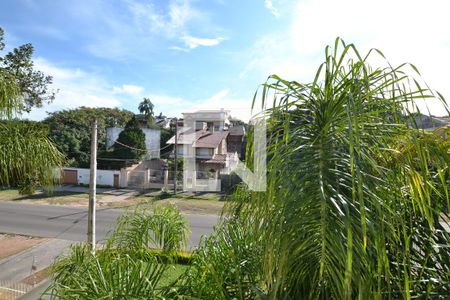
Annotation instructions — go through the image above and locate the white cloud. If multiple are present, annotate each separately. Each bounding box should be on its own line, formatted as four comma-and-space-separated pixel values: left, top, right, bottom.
112, 84, 144, 96
180, 35, 225, 50
168, 46, 190, 52
23, 58, 123, 120
138, 89, 253, 122
187, 89, 254, 121
128, 0, 195, 37
128, 0, 225, 52
265, 0, 280, 17
242, 0, 450, 116
81, 0, 214, 59
22, 58, 256, 122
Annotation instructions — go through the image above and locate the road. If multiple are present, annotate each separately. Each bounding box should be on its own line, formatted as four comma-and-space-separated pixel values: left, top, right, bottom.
0, 202, 219, 249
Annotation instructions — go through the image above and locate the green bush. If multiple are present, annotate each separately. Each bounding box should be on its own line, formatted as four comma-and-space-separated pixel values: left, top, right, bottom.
108, 206, 190, 254
179, 218, 262, 299
48, 244, 174, 299
47, 206, 190, 298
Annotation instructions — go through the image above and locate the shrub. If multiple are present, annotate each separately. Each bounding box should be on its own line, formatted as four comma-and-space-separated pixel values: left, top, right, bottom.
107, 206, 190, 253
179, 217, 263, 299
47, 206, 190, 298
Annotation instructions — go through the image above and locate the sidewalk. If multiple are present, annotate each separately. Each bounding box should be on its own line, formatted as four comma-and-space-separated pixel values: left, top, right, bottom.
0, 238, 72, 282
53, 184, 139, 204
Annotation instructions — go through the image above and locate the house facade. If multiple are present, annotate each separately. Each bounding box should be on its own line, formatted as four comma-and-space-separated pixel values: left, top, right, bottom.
167, 109, 245, 191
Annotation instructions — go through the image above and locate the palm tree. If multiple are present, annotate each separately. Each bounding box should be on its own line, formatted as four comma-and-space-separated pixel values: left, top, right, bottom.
0, 69, 64, 194
184, 38, 450, 299
138, 97, 154, 126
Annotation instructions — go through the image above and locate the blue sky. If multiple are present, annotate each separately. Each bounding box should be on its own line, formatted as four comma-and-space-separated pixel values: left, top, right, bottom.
1, 0, 450, 121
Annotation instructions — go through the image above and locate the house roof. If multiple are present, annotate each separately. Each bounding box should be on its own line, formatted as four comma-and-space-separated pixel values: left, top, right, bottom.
166, 129, 208, 144
193, 131, 229, 148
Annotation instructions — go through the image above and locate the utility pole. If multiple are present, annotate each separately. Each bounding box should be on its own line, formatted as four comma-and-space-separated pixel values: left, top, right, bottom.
87, 119, 97, 253
174, 118, 178, 195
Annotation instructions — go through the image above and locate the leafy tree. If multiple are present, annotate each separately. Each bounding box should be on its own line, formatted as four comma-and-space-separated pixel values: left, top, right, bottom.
44, 107, 133, 167
0, 68, 64, 195
0, 27, 55, 112
112, 117, 146, 161
160, 126, 175, 157
138, 97, 154, 126
229, 116, 246, 126
98, 117, 146, 169
138, 98, 154, 118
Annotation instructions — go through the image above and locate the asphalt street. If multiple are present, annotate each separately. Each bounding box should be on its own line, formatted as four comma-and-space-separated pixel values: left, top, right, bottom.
0, 202, 219, 249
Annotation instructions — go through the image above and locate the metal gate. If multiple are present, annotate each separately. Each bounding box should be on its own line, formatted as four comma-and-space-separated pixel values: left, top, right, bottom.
62, 169, 77, 185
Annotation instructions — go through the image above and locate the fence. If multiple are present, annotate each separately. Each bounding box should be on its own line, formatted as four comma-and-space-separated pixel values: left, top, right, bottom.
124, 169, 222, 191
0, 280, 33, 299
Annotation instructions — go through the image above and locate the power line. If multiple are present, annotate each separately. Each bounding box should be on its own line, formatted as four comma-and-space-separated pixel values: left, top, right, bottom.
112, 138, 174, 153
113, 140, 148, 152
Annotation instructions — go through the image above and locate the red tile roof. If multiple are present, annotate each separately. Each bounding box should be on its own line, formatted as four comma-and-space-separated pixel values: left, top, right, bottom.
193, 131, 229, 148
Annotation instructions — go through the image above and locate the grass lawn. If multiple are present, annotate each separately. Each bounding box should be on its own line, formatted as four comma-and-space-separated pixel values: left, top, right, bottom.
0, 189, 100, 206
0, 188, 225, 214
131, 195, 225, 215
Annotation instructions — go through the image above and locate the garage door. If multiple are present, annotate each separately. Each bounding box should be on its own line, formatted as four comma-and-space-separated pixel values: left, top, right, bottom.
62, 170, 78, 185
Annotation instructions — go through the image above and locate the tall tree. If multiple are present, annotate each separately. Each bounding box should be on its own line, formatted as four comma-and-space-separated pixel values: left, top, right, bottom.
0, 27, 55, 112
138, 97, 154, 126
112, 116, 146, 161
0, 69, 64, 194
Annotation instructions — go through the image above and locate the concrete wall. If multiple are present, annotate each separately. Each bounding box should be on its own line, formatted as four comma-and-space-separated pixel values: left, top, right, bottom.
63, 167, 121, 187
106, 127, 161, 159
142, 128, 161, 159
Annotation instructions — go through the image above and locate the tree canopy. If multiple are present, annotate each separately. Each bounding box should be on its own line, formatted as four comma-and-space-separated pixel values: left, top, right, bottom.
113, 117, 146, 160
44, 107, 134, 168
0, 27, 55, 112
138, 97, 155, 127
138, 98, 154, 119
0, 63, 64, 195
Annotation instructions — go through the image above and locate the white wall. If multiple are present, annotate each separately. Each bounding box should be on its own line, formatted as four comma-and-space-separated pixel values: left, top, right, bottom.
63, 167, 121, 186
142, 128, 161, 159
106, 127, 161, 159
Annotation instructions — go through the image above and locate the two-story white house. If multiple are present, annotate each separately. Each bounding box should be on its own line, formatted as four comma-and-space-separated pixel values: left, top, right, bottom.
167, 109, 244, 191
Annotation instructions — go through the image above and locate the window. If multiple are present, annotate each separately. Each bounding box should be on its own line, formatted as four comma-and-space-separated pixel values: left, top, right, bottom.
196, 148, 213, 157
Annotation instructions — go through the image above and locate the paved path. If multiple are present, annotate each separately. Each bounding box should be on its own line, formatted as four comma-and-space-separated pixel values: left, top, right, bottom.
0, 202, 218, 249
53, 185, 139, 204
0, 239, 72, 282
